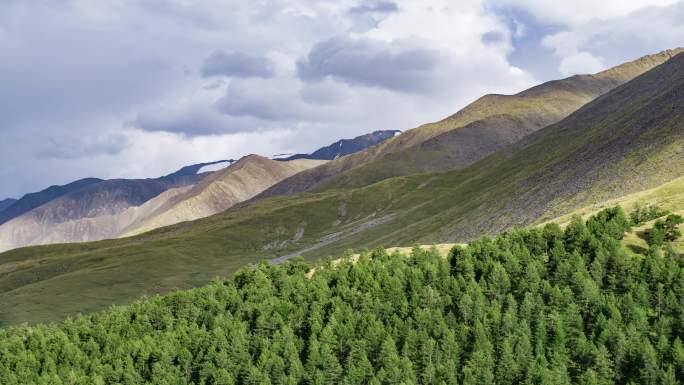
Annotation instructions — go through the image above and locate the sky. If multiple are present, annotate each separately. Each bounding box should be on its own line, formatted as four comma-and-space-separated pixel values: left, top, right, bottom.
1, 0, 683, 198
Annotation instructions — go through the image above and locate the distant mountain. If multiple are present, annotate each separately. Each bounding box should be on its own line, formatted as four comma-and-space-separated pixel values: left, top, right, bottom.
0, 156, 324, 252
0, 173, 204, 252
4, 47, 684, 324
2, 48, 683, 325
0, 199, 17, 213
0, 178, 103, 225
277, 130, 400, 161
164, 159, 235, 178
121, 155, 327, 236
260, 48, 683, 197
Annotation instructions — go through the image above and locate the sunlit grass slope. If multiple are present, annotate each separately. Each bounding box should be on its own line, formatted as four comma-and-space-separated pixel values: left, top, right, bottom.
1, 52, 683, 326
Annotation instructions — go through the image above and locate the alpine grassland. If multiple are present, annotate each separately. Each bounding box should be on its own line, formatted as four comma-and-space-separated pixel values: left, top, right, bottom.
1, 51, 683, 326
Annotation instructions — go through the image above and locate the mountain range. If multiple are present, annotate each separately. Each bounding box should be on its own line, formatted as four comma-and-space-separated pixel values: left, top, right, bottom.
0, 199, 17, 214
276, 130, 401, 161
258, 48, 681, 197
0, 48, 682, 326
0, 178, 103, 225
0, 134, 392, 252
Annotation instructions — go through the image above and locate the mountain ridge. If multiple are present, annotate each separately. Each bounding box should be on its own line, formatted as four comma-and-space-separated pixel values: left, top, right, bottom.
0, 128, 394, 252
277, 130, 400, 161
120, 155, 327, 236
0, 178, 104, 225
1, 49, 683, 325
0, 199, 17, 214
164, 159, 236, 178
259, 48, 683, 196
0, 174, 204, 252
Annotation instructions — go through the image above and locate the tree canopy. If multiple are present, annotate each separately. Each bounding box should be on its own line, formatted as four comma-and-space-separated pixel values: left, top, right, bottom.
1, 206, 683, 385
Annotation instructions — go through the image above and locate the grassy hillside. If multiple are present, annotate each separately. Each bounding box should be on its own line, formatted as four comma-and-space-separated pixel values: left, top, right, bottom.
262, 48, 683, 195
538, 175, 684, 257
3, 207, 684, 384
1, 51, 683, 326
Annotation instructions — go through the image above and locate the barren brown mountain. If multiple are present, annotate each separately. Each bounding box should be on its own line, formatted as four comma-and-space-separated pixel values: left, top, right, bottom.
122, 155, 326, 236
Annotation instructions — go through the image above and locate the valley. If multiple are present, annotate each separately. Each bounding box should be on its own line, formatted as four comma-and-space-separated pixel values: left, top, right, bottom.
4, 3, 684, 384
0, 49, 682, 326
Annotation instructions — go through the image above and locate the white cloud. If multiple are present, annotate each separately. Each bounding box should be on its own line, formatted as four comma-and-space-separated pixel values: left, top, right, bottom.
493, 0, 678, 25
1, 0, 681, 198
538, 1, 684, 75
557, 52, 605, 76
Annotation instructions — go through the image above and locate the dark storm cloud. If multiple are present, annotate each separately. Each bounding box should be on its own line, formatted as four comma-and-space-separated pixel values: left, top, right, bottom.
297, 37, 441, 93
201, 50, 276, 78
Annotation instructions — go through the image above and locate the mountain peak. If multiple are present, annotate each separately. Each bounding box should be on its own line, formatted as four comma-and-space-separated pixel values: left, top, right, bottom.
278, 130, 401, 161
594, 47, 684, 83
164, 159, 236, 178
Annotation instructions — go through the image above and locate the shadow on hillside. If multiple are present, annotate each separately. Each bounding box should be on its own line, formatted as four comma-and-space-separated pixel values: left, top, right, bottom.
627, 244, 649, 255
636, 229, 650, 242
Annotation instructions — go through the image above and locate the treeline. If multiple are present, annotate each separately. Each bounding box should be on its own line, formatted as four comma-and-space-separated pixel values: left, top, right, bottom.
1, 207, 683, 384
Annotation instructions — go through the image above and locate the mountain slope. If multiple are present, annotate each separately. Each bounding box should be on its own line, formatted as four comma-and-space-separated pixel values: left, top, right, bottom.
1, 50, 683, 325
0, 178, 103, 225
164, 159, 235, 178
261, 48, 683, 195
278, 130, 400, 161
0, 174, 203, 252
121, 155, 327, 236
2, 209, 680, 385
0, 199, 17, 214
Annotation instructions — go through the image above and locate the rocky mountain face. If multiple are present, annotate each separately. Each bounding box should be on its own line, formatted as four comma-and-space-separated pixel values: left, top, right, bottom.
260, 48, 684, 196
0, 156, 324, 252
0, 199, 17, 213
0, 173, 203, 252
0, 178, 103, 225
121, 155, 327, 236
278, 130, 400, 161
0, 127, 396, 252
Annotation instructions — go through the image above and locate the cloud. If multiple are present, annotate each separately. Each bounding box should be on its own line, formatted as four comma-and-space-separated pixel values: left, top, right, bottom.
297, 37, 444, 93
348, 0, 399, 31
1, 0, 680, 198
556, 51, 605, 76
540, 1, 684, 76
481, 31, 505, 44
132, 101, 248, 135
34, 133, 130, 160
216, 78, 311, 121
214, 77, 354, 122
349, 1, 399, 15
200, 50, 276, 78
485, 5, 563, 81
490, 0, 678, 25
